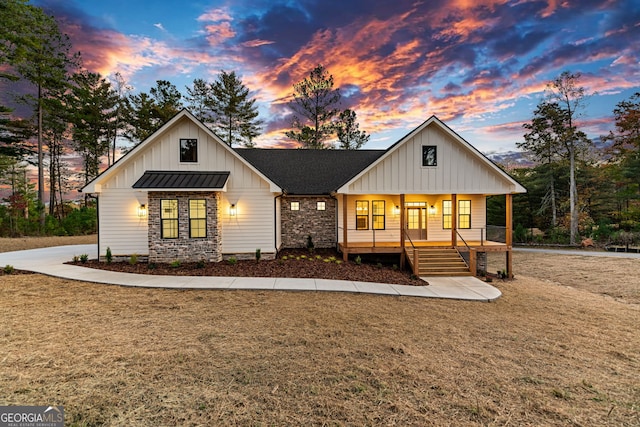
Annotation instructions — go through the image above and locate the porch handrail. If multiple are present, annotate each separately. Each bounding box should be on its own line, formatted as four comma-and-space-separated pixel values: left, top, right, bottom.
455, 230, 471, 268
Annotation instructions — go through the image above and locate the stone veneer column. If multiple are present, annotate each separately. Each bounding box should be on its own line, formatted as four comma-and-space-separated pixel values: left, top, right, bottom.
148, 191, 222, 263
280, 196, 336, 248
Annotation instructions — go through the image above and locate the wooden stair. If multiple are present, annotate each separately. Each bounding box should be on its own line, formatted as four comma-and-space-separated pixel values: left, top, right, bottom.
406, 247, 472, 277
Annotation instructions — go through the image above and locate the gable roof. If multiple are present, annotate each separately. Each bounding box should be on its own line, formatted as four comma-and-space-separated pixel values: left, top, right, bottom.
132, 171, 230, 191
235, 148, 385, 195
81, 109, 279, 193
337, 115, 527, 194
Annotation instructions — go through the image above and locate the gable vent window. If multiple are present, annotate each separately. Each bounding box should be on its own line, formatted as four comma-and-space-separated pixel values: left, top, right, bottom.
422, 145, 437, 166
180, 138, 198, 163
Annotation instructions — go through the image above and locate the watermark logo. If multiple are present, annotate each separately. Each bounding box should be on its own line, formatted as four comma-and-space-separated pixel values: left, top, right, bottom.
0, 406, 64, 427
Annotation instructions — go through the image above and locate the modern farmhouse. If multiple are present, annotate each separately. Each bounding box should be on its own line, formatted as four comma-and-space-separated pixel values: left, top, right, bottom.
82, 109, 526, 277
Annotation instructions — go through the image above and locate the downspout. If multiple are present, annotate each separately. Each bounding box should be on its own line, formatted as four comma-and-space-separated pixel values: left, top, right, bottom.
274, 190, 285, 256
330, 192, 339, 252
88, 194, 100, 260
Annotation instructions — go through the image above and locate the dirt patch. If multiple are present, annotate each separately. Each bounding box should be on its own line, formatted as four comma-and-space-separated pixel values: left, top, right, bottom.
72, 248, 422, 286
513, 251, 640, 305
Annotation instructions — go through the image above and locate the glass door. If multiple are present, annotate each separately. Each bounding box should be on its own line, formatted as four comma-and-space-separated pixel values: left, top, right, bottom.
406, 207, 427, 240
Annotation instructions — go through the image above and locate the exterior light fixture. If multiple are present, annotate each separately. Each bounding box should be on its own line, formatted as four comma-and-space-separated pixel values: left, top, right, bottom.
428, 205, 436, 215
393, 205, 400, 215
230, 204, 237, 216
138, 204, 147, 218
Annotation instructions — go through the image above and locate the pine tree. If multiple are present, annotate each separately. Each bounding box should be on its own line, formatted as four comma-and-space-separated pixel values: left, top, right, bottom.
286, 65, 341, 149
336, 109, 369, 149
69, 70, 118, 204
210, 71, 262, 147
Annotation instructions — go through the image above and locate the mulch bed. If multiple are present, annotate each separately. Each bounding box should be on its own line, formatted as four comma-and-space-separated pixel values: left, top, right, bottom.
69, 248, 423, 286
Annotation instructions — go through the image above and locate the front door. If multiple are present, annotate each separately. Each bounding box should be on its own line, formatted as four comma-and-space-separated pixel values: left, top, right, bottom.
406, 207, 427, 240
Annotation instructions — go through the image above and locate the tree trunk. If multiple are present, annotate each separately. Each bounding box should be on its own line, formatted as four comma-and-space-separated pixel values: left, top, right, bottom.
549, 168, 557, 227
569, 145, 578, 245
38, 83, 45, 228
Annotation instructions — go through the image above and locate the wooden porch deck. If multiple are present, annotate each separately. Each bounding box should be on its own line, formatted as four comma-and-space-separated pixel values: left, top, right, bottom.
338, 240, 508, 255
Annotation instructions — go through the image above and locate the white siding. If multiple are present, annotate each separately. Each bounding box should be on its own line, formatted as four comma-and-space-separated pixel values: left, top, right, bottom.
98, 190, 149, 256
344, 124, 518, 195
93, 115, 279, 256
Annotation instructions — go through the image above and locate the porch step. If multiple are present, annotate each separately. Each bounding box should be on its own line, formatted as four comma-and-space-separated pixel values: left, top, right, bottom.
406, 248, 472, 277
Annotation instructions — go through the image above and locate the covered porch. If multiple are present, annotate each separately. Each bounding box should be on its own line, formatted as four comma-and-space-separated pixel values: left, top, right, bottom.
338, 194, 515, 278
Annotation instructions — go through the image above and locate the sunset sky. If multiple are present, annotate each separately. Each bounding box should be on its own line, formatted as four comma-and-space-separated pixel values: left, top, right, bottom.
31, 0, 640, 154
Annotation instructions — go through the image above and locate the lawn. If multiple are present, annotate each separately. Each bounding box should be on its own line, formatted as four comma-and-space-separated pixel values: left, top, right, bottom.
0, 237, 638, 426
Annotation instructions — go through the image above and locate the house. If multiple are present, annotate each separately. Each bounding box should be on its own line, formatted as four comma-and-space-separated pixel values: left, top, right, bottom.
82, 109, 526, 277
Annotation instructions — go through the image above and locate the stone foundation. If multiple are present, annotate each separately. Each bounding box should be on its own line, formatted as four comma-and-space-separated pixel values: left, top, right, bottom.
281, 196, 336, 249
148, 191, 222, 263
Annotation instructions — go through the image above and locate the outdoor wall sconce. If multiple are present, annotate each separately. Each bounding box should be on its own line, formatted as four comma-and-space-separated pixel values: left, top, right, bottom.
229, 204, 237, 217
393, 205, 400, 215
137, 204, 147, 218
428, 205, 436, 215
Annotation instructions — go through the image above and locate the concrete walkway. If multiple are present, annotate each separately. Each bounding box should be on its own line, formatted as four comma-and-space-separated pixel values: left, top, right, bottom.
0, 245, 502, 302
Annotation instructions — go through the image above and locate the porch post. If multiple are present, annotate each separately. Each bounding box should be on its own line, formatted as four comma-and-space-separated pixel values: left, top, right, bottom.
400, 194, 406, 269
470, 248, 477, 277
451, 193, 457, 247
506, 193, 513, 278
342, 194, 349, 261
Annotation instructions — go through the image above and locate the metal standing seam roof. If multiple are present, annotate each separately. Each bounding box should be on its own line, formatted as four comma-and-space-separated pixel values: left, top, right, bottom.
132, 171, 230, 190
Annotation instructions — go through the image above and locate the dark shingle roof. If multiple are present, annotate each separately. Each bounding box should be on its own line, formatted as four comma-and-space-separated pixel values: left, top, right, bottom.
133, 171, 230, 190
236, 149, 385, 195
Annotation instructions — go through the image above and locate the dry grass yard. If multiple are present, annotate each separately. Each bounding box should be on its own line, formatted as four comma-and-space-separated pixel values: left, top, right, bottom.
1, 237, 638, 426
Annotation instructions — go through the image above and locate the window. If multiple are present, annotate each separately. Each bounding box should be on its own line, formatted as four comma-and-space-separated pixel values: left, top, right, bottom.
317, 201, 326, 211
443, 200, 452, 229
355, 200, 369, 230
372, 200, 385, 230
180, 138, 198, 162
442, 200, 471, 229
290, 201, 300, 211
458, 200, 471, 229
161, 199, 178, 239
189, 199, 206, 238
422, 145, 437, 166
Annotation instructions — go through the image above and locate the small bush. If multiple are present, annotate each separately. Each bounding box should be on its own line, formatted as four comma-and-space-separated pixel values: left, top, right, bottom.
105, 247, 112, 264
79, 254, 89, 264
170, 260, 181, 268
255, 248, 261, 262
306, 235, 315, 253
354, 255, 362, 265
72, 255, 79, 263
196, 259, 206, 268
3, 265, 14, 274
148, 263, 156, 270
376, 262, 383, 269
335, 260, 342, 265
281, 256, 288, 261
227, 256, 237, 265
129, 253, 138, 265
392, 264, 398, 270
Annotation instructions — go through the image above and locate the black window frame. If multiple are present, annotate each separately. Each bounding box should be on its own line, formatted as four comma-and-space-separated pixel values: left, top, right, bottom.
422, 145, 437, 166
355, 200, 369, 230
372, 200, 385, 230
161, 199, 179, 239
189, 199, 207, 238
180, 138, 198, 163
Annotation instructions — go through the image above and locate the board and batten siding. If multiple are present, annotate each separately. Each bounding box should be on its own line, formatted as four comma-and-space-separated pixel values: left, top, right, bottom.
343, 124, 517, 195
92, 116, 277, 257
